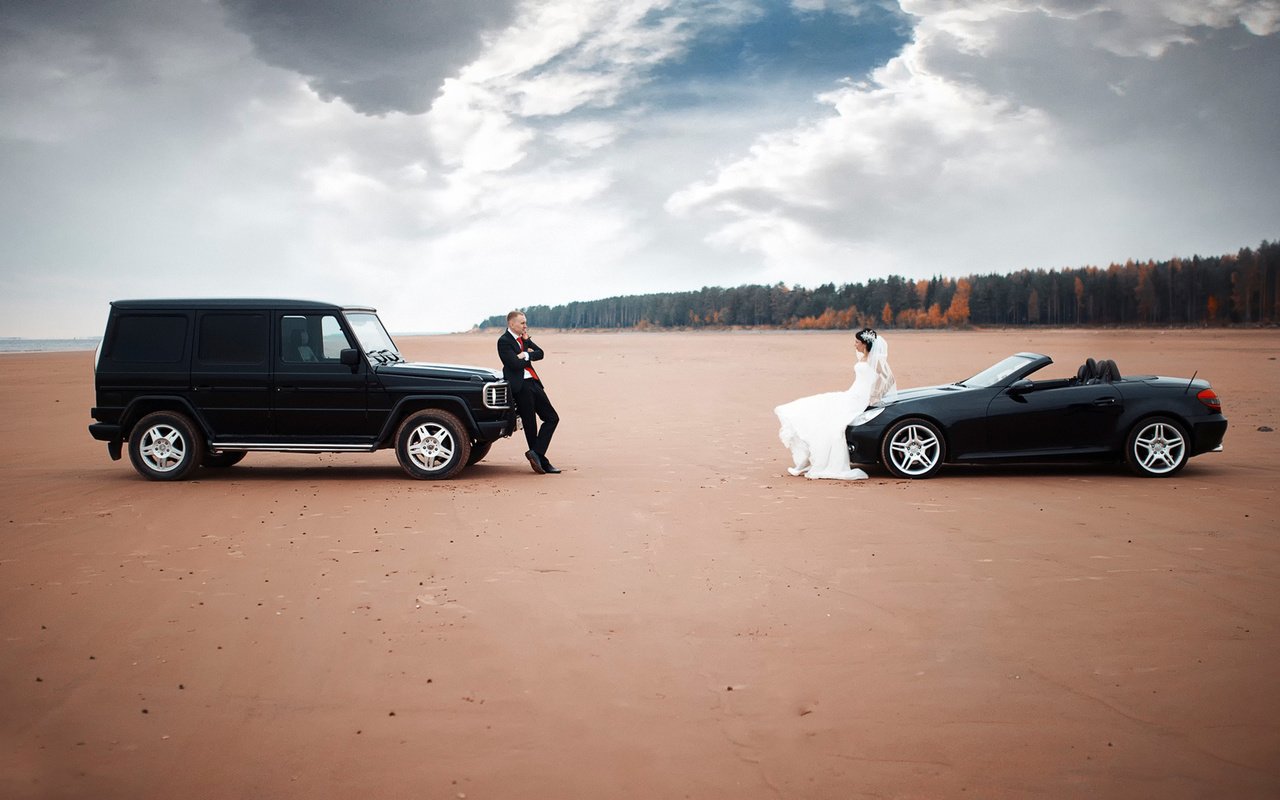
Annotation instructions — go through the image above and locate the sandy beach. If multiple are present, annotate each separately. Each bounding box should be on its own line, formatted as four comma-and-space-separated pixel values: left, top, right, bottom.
1, 328, 1278, 799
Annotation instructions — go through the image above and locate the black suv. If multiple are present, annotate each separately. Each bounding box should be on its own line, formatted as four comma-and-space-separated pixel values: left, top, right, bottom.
89, 299, 514, 480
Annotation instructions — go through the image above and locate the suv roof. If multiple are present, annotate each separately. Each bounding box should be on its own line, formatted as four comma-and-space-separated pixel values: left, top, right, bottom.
109, 298, 376, 313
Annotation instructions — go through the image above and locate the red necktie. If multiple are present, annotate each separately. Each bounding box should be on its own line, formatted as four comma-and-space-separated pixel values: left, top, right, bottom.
517, 337, 539, 381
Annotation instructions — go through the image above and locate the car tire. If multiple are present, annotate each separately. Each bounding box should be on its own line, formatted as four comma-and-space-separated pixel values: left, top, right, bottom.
128, 411, 205, 481
466, 440, 493, 466
202, 451, 247, 469
1125, 416, 1189, 477
880, 418, 946, 479
395, 409, 471, 480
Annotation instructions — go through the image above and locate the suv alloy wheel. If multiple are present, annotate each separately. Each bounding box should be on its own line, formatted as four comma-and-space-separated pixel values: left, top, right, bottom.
395, 409, 471, 480
128, 411, 205, 481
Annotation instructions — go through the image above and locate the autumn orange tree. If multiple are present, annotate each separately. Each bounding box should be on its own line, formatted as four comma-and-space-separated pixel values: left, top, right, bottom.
476, 240, 1279, 330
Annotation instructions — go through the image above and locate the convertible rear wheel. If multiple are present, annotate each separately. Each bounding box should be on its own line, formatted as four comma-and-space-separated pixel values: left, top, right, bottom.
1125, 416, 1189, 477
880, 418, 945, 479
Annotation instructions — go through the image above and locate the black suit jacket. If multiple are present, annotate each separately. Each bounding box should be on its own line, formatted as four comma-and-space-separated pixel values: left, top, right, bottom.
497, 330, 545, 392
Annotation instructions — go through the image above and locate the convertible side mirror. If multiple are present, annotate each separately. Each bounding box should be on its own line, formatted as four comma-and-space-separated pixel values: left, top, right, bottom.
1008, 379, 1034, 393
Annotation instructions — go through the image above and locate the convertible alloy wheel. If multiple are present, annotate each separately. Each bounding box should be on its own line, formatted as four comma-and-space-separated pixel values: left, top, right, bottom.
395, 409, 471, 480
1125, 416, 1189, 477
128, 411, 205, 481
881, 418, 945, 479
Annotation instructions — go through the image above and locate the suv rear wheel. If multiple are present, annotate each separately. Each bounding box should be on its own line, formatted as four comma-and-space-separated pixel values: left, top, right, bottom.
395, 409, 471, 480
129, 411, 205, 481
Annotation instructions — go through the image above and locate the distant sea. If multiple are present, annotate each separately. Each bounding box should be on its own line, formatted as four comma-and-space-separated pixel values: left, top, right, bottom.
0, 338, 101, 353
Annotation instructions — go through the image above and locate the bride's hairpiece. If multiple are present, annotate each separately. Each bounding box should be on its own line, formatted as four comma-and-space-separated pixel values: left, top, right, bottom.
855, 328, 877, 348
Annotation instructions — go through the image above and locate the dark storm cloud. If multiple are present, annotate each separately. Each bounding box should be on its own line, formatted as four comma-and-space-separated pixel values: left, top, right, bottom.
219, 0, 521, 115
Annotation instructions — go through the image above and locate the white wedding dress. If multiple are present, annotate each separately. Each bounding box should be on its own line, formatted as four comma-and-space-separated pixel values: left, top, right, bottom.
775, 337, 897, 481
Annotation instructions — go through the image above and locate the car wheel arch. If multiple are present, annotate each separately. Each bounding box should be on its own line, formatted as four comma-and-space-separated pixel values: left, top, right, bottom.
121, 396, 212, 441
379, 396, 481, 446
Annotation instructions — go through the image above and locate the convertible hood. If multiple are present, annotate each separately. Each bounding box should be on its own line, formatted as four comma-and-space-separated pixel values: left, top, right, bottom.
375, 361, 501, 381
883, 383, 972, 404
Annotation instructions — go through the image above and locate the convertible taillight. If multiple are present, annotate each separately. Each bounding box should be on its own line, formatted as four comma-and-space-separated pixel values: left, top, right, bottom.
1196, 388, 1221, 411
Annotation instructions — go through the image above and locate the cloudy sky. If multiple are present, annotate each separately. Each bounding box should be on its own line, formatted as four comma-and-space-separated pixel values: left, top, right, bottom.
2, 0, 1277, 337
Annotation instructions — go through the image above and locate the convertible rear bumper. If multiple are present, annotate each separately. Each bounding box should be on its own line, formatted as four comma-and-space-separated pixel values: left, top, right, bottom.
1190, 418, 1228, 456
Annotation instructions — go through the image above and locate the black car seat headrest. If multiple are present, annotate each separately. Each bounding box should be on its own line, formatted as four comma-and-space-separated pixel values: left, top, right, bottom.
1077, 357, 1098, 384
1098, 359, 1121, 382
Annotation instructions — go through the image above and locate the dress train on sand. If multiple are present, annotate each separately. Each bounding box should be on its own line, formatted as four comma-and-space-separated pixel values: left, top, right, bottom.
775, 361, 872, 480
775, 336, 896, 481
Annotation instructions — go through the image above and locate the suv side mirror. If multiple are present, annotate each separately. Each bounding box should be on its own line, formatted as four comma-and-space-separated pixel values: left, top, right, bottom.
340, 348, 360, 371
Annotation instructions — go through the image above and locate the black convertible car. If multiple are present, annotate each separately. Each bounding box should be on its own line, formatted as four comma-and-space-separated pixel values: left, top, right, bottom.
846, 353, 1227, 478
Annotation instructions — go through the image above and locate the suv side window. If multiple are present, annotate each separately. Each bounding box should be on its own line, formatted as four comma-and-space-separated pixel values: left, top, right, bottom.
106, 314, 188, 363
197, 313, 268, 365
280, 314, 353, 363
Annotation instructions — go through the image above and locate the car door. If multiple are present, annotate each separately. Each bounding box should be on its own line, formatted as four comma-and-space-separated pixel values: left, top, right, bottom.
272, 311, 373, 440
190, 310, 272, 439
986, 382, 1123, 455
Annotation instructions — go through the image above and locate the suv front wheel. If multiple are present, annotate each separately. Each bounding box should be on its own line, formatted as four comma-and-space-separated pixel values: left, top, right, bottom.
395, 409, 471, 480
128, 411, 205, 481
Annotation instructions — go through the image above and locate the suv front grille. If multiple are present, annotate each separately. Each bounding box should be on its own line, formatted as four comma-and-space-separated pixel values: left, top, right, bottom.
483, 382, 510, 409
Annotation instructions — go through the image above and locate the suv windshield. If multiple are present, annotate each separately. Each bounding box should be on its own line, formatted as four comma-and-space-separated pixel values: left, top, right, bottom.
345, 312, 403, 363
958, 354, 1036, 388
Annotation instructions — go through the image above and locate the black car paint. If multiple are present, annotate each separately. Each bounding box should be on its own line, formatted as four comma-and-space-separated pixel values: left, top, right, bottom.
89, 299, 514, 478
846, 352, 1227, 472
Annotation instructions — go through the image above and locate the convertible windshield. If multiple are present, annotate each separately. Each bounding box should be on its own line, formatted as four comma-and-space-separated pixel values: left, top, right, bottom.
958, 354, 1037, 388
345, 312, 403, 363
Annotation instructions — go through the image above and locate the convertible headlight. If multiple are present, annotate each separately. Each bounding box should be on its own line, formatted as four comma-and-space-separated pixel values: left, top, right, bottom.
850, 407, 886, 427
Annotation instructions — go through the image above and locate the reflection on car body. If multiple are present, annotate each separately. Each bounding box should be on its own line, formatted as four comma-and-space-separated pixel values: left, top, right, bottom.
845, 352, 1227, 478
88, 299, 517, 481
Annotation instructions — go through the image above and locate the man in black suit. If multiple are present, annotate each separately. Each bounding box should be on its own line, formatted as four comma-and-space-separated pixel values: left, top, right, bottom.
497, 310, 561, 474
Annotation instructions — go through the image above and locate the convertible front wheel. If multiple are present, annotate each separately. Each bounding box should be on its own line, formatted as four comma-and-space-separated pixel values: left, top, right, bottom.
880, 418, 945, 479
1125, 416, 1189, 477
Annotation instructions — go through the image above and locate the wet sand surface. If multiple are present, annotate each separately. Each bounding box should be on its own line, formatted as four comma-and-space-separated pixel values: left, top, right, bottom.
1, 328, 1277, 799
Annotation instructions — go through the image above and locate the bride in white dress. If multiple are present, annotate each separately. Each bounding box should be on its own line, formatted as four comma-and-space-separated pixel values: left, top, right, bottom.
775, 328, 897, 480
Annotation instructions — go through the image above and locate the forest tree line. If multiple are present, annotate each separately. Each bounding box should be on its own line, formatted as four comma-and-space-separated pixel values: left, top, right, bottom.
479, 241, 1280, 331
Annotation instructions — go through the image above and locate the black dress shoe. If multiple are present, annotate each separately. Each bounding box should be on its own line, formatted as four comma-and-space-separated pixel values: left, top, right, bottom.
525, 450, 546, 474
541, 460, 562, 474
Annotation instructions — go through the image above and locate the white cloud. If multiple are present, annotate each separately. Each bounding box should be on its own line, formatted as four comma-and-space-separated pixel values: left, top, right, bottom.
903, 0, 1280, 57
667, 52, 1056, 257
0, 0, 1275, 337
666, 0, 1280, 283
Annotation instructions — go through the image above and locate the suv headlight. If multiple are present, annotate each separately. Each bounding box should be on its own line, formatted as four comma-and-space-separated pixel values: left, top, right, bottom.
851, 407, 885, 427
